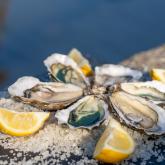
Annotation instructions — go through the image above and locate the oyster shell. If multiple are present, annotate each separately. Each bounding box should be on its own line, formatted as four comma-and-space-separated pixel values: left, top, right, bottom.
95, 64, 142, 86
44, 53, 90, 88
110, 91, 165, 135
55, 95, 109, 129
8, 76, 83, 110
8, 76, 41, 97
120, 81, 165, 102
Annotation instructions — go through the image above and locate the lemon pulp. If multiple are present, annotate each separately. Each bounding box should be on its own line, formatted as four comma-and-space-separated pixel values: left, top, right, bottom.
0, 108, 50, 136
68, 48, 93, 76
93, 118, 135, 163
151, 68, 165, 82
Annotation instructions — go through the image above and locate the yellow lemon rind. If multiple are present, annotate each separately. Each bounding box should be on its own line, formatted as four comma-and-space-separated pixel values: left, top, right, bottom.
0, 108, 50, 136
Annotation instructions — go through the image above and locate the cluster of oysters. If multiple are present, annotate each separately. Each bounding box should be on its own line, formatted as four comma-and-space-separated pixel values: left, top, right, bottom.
7, 49, 165, 136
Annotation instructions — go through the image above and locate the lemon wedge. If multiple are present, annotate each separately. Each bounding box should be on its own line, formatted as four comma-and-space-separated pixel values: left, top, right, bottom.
0, 107, 50, 136
150, 68, 165, 83
68, 48, 93, 76
93, 118, 135, 163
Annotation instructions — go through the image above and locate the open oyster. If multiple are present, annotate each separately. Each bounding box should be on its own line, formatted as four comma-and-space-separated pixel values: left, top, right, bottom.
55, 95, 109, 129
44, 53, 90, 88
120, 81, 165, 101
110, 91, 165, 135
8, 76, 83, 110
95, 64, 142, 87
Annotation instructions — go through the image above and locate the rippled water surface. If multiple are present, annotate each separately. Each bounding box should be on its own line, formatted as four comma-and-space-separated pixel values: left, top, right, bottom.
0, 0, 165, 89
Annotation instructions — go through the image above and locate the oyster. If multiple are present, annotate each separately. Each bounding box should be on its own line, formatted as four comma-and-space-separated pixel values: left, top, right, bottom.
8, 76, 83, 110
120, 81, 165, 102
110, 91, 165, 135
8, 76, 41, 97
55, 95, 109, 129
95, 64, 142, 86
44, 53, 90, 88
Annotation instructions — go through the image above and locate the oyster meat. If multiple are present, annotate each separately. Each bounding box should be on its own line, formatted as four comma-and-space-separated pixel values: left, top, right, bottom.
95, 64, 142, 86
120, 81, 165, 102
44, 53, 90, 88
55, 95, 109, 129
8, 76, 83, 110
110, 91, 165, 135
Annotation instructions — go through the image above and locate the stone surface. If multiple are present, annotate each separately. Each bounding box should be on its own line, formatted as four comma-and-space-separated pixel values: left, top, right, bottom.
121, 44, 165, 71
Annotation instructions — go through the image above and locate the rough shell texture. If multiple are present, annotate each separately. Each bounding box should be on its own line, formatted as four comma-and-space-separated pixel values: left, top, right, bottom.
110, 91, 165, 135
50, 63, 88, 89
120, 81, 165, 101
95, 64, 142, 86
44, 53, 90, 87
8, 76, 40, 97
55, 95, 109, 129
8, 76, 83, 110
121, 81, 165, 93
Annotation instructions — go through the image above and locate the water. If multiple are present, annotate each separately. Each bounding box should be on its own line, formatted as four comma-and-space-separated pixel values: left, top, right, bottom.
0, 0, 165, 89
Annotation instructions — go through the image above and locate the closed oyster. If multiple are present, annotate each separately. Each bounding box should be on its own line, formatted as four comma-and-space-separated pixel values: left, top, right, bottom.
44, 53, 90, 88
110, 91, 165, 135
8, 76, 83, 110
120, 81, 165, 102
95, 64, 142, 87
55, 95, 109, 129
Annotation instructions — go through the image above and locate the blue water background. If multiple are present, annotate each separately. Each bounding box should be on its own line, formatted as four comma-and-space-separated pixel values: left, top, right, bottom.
0, 0, 165, 89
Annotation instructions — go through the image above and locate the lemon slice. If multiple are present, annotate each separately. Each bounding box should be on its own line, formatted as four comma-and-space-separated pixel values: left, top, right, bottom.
93, 118, 135, 163
0, 108, 50, 136
68, 48, 93, 76
150, 68, 165, 83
